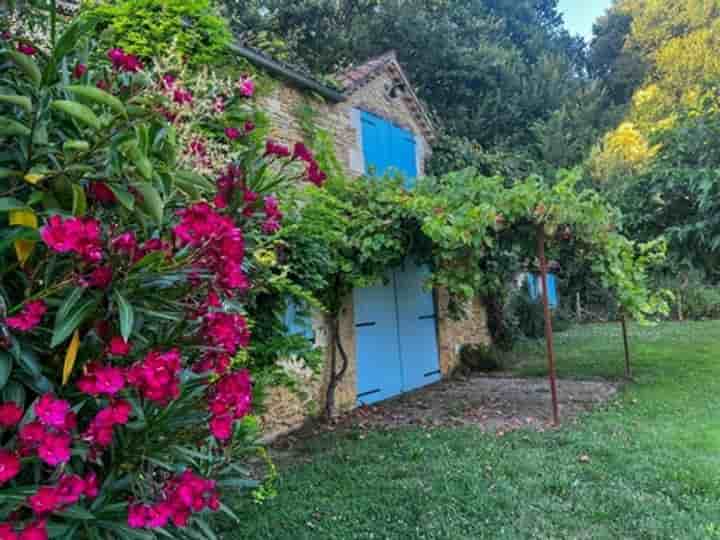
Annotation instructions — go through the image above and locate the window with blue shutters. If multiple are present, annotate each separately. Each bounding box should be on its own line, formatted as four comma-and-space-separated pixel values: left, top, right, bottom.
360, 110, 418, 187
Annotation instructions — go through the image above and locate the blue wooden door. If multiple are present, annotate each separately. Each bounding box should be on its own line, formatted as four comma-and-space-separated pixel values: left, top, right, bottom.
395, 264, 441, 391
354, 263, 440, 405
354, 275, 404, 404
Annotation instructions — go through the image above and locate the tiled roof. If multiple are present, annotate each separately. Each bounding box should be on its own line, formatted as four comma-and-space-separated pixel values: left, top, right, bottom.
338, 51, 435, 139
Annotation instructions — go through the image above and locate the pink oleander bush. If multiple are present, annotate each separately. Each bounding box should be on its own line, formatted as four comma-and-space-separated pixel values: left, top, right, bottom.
0, 16, 326, 540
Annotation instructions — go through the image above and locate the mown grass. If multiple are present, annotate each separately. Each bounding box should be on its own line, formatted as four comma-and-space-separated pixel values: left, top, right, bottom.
223, 321, 720, 539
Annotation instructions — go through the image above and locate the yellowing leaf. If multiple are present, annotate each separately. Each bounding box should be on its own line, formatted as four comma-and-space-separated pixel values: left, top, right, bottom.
63, 330, 81, 385
9, 209, 38, 266
24, 173, 44, 185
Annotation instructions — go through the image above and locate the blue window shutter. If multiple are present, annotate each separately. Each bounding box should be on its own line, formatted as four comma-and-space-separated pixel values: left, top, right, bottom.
361, 111, 418, 186
284, 300, 314, 341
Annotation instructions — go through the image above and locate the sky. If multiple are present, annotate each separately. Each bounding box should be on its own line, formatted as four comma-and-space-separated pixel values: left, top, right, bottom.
558, 0, 614, 39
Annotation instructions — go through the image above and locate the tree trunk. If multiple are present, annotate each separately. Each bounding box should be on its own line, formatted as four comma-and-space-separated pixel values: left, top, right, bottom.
537, 226, 560, 426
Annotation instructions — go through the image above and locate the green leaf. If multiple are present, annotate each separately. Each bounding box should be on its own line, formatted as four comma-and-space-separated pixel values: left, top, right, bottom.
176, 170, 216, 192
133, 183, 164, 224
0, 352, 12, 390
66, 85, 126, 116
56, 505, 96, 521
0, 198, 28, 212
127, 144, 153, 180
0, 94, 32, 113
108, 185, 135, 211
44, 18, 86, 85
113, 290, 134, 342
2, 381, 25, 408
51, 298, 98, 348
71, 183, 87, 216
6, 50, 42, 86
0, 117, 31, 137
51, 100, 101, 130
0, 168, 21, 179
63, 140, 90, 152
57, 287, 85, 323
16, 347, 41, 379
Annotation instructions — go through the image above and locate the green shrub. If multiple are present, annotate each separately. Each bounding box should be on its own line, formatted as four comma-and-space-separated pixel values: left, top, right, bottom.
511, 284, 573, 339
683, 285, 720, 320
80, 0, 232, 67
459, 343, 503, 371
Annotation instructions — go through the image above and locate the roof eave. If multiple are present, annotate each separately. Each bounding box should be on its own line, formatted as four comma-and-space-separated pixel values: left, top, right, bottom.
230, 43, 346, 103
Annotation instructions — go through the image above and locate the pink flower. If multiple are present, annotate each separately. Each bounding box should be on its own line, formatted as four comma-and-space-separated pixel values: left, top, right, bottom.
262, 195, 283, 234
172, 88, 193, 105
207, 370, 252, 441
244, 121, 255, 133
96, 79, 109, 91
41, 216, 103, 263
265, 140, 290, 158
37, 433, 72, 466
173, 203, 247, 293
83, 472, 99, 499
18, 520, 47, 540
83, 400, 131, 449
72, 63, 87, 79
236, 77, 255, 97
225, 127, 241, 140
17, 43, 37, 56
108, 336, 132, 357
0, 450, 20, 485
127, 350, 182, 404
0, 523, 18, 540
293, 142, 314, 163
77, 362, 126, 396
209, 414, 233, 440
202, 312, 250, 355
108, 48, 143, 73
0, 402, 23, 427
79, 266, 113, 289
88, 182, 116, 204
128, 471, 220, 529
307, 161, 328, 186
161, 74, 176, 90
35, 395, 71, 429
5, 301, 46, 332
28, 487, 61, 514
111, 232, 137, 255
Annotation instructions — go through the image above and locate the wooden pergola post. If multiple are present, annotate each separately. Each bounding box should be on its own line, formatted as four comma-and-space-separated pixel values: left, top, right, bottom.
537, 226, 560, 426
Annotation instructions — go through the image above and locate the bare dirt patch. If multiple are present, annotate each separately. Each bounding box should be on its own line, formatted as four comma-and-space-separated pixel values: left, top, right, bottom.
269, 374, 621, 456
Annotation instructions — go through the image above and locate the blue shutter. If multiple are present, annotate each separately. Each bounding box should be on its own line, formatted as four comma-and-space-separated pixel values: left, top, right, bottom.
284, 300, 314, 341
361, 111, 418, 187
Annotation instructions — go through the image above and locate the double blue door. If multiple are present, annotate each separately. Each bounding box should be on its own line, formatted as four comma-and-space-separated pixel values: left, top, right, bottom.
354, 263, 441, 405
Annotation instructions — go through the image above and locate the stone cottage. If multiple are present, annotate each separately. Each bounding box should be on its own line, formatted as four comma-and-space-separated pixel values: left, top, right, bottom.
231, 45, 492, 437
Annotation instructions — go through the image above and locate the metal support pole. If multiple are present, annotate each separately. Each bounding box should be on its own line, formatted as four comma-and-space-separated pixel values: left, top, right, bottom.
537, 226, 560, 426
621, 314, 632, 379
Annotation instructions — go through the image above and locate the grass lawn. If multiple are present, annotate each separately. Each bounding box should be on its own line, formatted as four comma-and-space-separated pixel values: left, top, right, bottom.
224, 322, 720, 539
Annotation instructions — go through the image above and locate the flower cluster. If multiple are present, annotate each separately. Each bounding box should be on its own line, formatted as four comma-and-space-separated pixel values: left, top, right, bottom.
236, 76, 255, 98
28, 473, 98, 515
77, 363, 126, 396
0, 520, 47, 540
262, 196, 283, 234
201, 312, 250, 355
173, 203, 248, 292
128, 471, 220, 529
41, 216, 103, 263
293, 143, 327, 186
108, 48, 143, 73
19, 395, 75, 467
83, 400, 131, 450
127, 350, 182, 404
5, 300, 46, 332
207, 370, 252, 440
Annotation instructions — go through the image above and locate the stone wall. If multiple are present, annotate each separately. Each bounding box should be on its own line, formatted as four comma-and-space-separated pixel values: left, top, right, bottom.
436, 290, 492, 375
